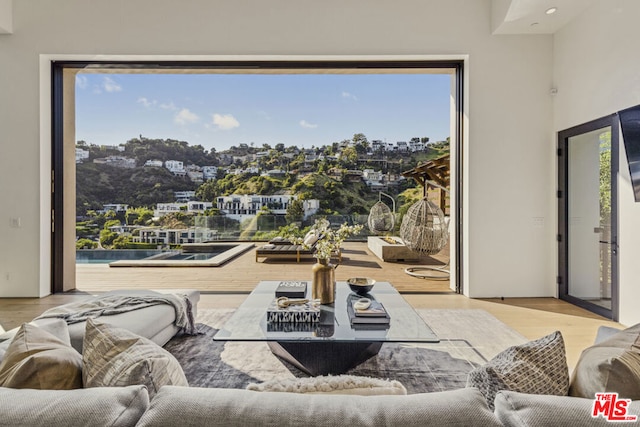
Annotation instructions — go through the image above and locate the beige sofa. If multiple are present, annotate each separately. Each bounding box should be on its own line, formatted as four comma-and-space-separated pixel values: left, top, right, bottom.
2, 383, 639, 427
1, 293, 639, 427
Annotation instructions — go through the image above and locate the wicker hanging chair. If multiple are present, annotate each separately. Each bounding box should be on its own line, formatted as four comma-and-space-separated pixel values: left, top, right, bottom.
367, 201, 395, 234
400, 198, 449, 254
400, 197, 450, 280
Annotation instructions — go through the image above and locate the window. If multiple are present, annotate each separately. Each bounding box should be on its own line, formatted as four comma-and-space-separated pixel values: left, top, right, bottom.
52, 59, 463, 293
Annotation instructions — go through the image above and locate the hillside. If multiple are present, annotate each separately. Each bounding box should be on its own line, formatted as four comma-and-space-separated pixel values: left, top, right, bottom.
76, 163, 198, 215
76, 136, 449, 217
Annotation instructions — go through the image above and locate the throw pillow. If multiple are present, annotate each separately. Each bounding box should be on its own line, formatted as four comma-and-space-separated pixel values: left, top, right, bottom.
569, 322, 640, 399
246, 374, 407, 395
303, 231, 320, 246
82, 318, 188, 398
594, 325, 623, 344
0, 323, 83, 389
466, 330, 569, 410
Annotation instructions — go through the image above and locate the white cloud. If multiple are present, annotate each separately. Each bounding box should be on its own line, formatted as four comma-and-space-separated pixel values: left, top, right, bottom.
342, 91, 358, 101
160, 101, 177, 111
137, 97, 156, 108
257, 110, 271, 120
299, 119, 318, 129
76, 75, 88, 90
211, 113, 240, 130
102, 77, 122, 93
175, 108, 200, 125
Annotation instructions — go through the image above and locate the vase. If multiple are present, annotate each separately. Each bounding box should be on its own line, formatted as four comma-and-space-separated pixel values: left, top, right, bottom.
312, 258, 335, 304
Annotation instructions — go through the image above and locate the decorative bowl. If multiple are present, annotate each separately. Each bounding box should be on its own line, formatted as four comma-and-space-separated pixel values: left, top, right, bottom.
347, 277, 376, 295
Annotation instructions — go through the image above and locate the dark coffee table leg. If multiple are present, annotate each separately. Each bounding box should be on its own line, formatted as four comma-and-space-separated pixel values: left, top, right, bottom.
267, 341, 383, 376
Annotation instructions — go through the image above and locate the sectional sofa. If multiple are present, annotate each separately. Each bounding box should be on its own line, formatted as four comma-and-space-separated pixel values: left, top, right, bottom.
2, 383, 639, 426
0, 289, 638, 426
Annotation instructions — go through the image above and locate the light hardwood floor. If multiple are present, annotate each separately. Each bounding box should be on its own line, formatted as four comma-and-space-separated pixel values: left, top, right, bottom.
0, 242, 621, 371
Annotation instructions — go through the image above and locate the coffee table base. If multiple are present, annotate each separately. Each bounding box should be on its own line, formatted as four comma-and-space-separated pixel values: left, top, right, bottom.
267, 341, 383, 376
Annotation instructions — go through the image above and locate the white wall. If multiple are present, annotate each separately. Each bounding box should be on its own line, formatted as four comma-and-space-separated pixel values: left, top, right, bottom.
554, 0, 640, 325
0, 0, 554, 298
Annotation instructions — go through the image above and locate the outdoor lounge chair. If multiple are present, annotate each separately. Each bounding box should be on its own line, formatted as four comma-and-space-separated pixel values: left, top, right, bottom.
255, 243, 317, 263
255, 231, 342, 263
256, 230, 320, 262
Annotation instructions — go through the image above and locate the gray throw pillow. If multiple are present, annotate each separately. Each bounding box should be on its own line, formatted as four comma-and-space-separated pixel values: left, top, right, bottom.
0, 323, 82, 389
466, 330, 569, 409
569, 323, 640, 399
82, 318, 188, 398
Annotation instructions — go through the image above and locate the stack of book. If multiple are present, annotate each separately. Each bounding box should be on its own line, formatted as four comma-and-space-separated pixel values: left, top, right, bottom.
347, 297, 390, 326
266, 299, 320, 323
275, 281, 308, 298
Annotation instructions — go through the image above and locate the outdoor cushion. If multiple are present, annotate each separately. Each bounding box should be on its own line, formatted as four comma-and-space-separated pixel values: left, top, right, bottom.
0, 385, 149, 427
466, 330, 570, 409
82, 318, 188, 398
303, 230, 320, 246
0, 323, 82, 389
569, 323, 640, 399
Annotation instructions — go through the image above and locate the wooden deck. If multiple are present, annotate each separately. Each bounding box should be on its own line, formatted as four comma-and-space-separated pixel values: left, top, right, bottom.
75, 241, 453, 294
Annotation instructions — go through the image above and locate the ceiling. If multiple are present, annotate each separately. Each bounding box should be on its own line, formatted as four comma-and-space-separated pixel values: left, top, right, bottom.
492, 0, 597, 35
0, 0, 597, 37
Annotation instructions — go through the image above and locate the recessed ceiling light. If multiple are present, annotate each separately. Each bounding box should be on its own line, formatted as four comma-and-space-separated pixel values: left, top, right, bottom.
546, 7, 558, 15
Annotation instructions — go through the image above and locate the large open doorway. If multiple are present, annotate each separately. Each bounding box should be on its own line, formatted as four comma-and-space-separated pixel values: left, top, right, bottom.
51, 59, 464, 295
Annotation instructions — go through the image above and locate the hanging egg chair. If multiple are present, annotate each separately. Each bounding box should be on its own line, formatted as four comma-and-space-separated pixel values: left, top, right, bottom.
400, 197, 450, 280
367, 201, 395, 234
367, 192, 396, 235
400, 198, 449, 254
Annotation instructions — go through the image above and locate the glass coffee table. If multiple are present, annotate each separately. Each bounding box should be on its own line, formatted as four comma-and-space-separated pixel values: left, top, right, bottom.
214, 280, 439, 375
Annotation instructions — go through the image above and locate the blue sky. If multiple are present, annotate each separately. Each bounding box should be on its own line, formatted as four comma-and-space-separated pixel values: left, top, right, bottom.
75, 72, 451, 152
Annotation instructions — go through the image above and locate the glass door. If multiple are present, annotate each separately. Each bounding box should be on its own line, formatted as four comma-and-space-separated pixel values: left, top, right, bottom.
558, 116, 618, 320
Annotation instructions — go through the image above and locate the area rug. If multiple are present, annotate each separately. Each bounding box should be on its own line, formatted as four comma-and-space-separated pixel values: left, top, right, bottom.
163, 308, 526, 394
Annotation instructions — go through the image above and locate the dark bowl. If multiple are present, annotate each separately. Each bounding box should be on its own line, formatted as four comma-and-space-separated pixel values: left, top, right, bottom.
347, 277, 376, 295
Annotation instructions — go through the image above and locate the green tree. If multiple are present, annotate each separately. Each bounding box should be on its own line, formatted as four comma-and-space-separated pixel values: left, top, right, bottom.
340, 146, 358, 167
600, 132, 612, 221
99, 229, 118, 248
159, 212, 191, 228
286, 198, 305, 223
76, 238, 98, 249
112, 234, 133, 249
353, 133, 370, 155
126, 207, 153, 225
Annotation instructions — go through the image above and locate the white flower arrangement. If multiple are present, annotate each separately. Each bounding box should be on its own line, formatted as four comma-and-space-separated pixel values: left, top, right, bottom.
286, 218, 363, 261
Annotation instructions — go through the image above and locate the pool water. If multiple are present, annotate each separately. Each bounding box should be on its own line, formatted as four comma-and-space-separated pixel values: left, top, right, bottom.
76, 250, 168, 264
76, 248, 233, 264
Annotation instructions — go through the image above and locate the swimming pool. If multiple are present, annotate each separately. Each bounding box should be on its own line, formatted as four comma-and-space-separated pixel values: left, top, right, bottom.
76, 249, 170, 264
97, 243, 255, 267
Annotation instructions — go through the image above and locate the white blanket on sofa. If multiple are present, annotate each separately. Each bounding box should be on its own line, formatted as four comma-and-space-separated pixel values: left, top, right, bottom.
35, 293, 197, 335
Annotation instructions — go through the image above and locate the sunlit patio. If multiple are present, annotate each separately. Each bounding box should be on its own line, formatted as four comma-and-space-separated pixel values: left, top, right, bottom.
75, 241, 452, 294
